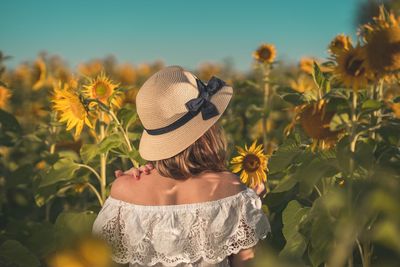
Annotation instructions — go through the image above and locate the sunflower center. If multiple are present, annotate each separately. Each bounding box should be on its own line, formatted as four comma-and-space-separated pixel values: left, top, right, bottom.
333, 40, 345, 49
93, 82, 112, 100
345, 54, 365, 77
243, 154, 261, 172
260, 48, 272, 60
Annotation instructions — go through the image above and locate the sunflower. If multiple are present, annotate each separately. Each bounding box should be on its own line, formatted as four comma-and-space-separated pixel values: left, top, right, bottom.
299, 57, 316, 74
361, 6, 400, 77
328, 34, 353, 56
46, 249, 86, 267
117, 64, 137, 85
82, 72, 122, 109
253, 44, 277, 64
365, 27, 400, 75
47, 237, 111, 267
77, 236, 111, 267
298, 99, 343, 151
78, 60, 103, 77
198, 62, 222, 81
230, 140, 268, 188
289, 74, 317, 93
52, 82, 93, 138
299, 57, 332, 75
334, 45, 370, 91
32, 58, 47, 90
0, 86, 12, 109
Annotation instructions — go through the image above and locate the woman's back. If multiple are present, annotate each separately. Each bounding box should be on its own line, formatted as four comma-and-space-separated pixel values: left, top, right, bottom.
109, 169, 247, 207
92, 169, 270, 267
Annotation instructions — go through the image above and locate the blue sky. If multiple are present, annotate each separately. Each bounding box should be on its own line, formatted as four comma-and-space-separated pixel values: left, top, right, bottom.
1, 0, 362, 71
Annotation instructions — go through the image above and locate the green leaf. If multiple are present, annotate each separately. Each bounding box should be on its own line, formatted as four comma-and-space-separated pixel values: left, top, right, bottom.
268, 139, 302, 173
372, 220, 400, 253
296, 157, 337, 198
117, 106, 138, 129
336, 137, 352, 174
272, 174, 298, 193
80, 144, 99, 163
309, 211, 333, 266
280, 200, 309, 259
39, 158, 80, 188
312, 62, 330, 93
282, 94, 305, 106
98, 133, 124, 154
0, 109, 22, 134
0, 240, 40, 267
0, 109, 22, 146
354, 141, 375, 171
329, 113, 349, 131
54, 211, 97, 242
24, 222, 57, 257
276, 86, 305, 106
118, 147, 140, 159
361, 99, 382, 112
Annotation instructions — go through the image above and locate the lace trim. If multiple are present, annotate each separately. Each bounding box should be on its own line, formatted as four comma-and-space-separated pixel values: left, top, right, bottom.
94, 188, 271, 266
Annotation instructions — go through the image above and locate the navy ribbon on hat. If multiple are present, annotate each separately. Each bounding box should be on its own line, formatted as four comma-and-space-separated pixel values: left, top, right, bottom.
144, 76, 226, 135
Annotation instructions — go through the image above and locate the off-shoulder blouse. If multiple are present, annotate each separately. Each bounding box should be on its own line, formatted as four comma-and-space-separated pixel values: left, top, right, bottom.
92, 187, 271, 267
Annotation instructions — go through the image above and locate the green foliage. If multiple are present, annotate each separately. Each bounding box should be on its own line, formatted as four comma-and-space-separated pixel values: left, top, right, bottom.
0, 240, 41, 267
280, 200, 309, 260
38, 157, 80, 188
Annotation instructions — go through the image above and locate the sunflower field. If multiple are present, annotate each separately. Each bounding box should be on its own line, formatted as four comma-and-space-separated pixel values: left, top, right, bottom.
1, 4, 400, 267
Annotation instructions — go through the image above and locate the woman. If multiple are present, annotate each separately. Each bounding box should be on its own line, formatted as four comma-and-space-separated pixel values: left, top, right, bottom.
92, 66, 271, 267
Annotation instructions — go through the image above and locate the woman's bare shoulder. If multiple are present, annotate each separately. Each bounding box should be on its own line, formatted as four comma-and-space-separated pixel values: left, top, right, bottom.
109, 174, 139, 200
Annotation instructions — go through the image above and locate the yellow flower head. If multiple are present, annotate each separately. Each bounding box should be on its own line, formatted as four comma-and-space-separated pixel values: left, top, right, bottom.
46, 236, 111, 267
334, 45, 370, 91
52, 81, 93, 138
32, 57, 47, 90
298, 57, 332, 75
253, 44, 277, 64
78, 60, 103, 77
46, 249, 86, 267
299, 57, 315, 74
77, 236, 112, 267
297, 99, 343, 151
0, 86, 12, 109
360, 5, 400, 76
328, 34, 353, 56
117, 64, 137, 85
198, 62, 222, 81
82, 71, 122, 109
289, 74, 317, 93
230, 140, 268, 188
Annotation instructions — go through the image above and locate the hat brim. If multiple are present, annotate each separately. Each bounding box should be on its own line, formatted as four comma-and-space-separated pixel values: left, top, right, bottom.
138, 85, 233, 161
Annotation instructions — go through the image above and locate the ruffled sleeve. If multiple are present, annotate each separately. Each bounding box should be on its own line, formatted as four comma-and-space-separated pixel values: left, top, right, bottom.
92, 187, 271, 266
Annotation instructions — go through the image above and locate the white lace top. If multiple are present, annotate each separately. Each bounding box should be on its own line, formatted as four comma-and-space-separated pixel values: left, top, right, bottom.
92, 187, 271, 267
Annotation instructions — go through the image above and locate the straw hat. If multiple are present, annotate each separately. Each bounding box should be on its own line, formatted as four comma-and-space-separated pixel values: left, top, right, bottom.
136, 65, 233, 160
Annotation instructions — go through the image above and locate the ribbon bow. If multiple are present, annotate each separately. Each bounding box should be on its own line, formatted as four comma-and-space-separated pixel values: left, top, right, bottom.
185, 76, 226, 120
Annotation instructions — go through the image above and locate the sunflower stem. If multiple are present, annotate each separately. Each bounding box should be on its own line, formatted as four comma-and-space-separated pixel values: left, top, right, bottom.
49, 111, 58, 154
262, 64, 271, 155
99, 111, 107, 202
371, 79, 384, 140
86, 182, 104, 206
108, 110, 139, 168
77, 163, 102, 184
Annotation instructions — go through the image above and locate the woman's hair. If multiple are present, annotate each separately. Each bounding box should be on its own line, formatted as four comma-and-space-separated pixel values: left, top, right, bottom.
148, 123, 229, 179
